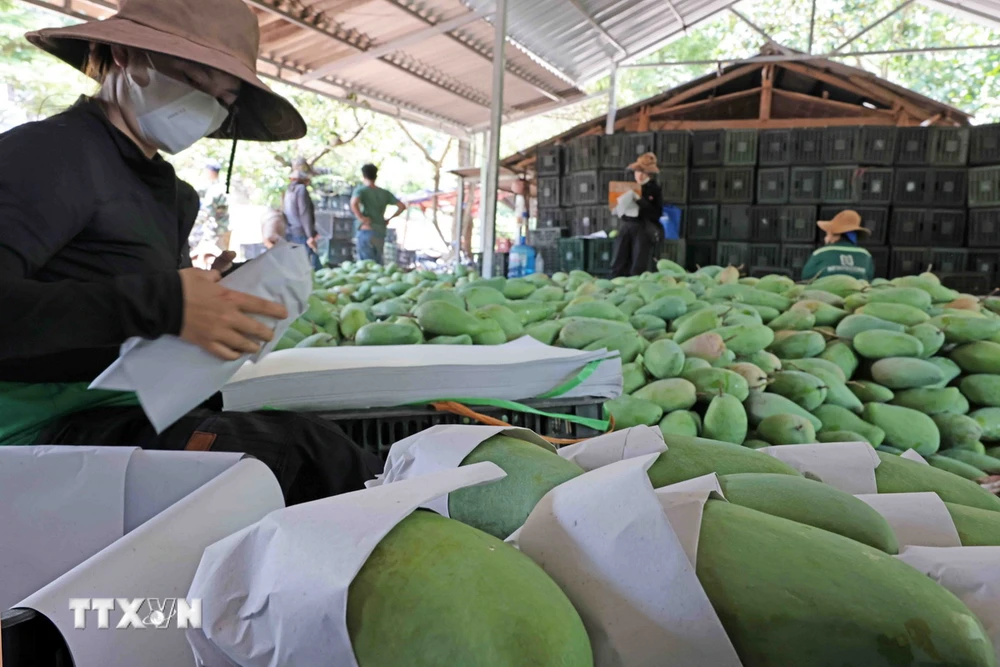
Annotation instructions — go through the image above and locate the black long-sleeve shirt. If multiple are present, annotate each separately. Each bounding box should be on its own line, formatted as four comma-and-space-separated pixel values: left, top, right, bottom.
633, 178, 663, 227
0, 98, 199, 382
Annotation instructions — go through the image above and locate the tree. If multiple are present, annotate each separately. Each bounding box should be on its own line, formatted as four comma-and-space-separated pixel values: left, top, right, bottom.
396, 120, 454, 247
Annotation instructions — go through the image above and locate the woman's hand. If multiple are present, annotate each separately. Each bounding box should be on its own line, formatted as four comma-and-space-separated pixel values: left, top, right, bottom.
211, 250, 236, 273
178, 268, 288, 361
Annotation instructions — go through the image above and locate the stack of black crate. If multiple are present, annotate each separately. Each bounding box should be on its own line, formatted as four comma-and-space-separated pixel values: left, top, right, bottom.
315, 193, 356, 266
534, 143, 568, 273
968, 125, 1000, 290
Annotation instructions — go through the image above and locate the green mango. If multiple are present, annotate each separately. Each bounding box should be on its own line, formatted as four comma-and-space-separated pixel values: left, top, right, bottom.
906, 323, 945, 359
696, 502, 994, 667
891, 387, 967, 415
702, 394, 748, 444
809, 274, 865, 297
558, 318, 634, 349
870, 357, 945, 390
766, 371, 828, 411
848, 380, 894, 404
865, 286, 933, 311
658, 410, 701, 438
632, 378, 698, 412
789, 300, 849, 327
502, 278, 536, 300
679, 332, 727, 363
804, 365, 863, 412
928, 455, 987, 481
340, 303, 371, 340
851, 330, 924, 359
741, 350, 782, 374
459, 285, 507, 310
370, 297, 413, 320
713, 324, 775, 356
952, 341, 1000, 374
945, 502, 1000, 546
813, 404, 885, 447
616, 296, 646, 317
758, 413, 816, 445
621, 362, 649, 394
683, 367, 750, 402
673, 309, 722, 344
475, 304, 525, 341
932, 315, 1000, 344
767, 309, 816, 331
940, 449, 1000, 474
527, 286, 567, 302
834, 313, 905, 340
562, 300, 629, 322
524, 320, 564, 346
818, 341, 859, 380
355, 322, 423, 346
584, 331, 645, 364
971, 407, 1000, 442
603, 395, 663, 429
348, 511, 592, 667
717, 473, 898, 553
634, 296, 687, 321
817, 430, 872, 444
933, 413, 984, 450
274, 328, 306, 351
960, 375, 1000, 407
707, 284, 790, 311
767, 330, 826, 359
726, 362, 768, 393
856, 302, 930, 327
427, 334, 473, 345
745, 392, 823, 431
629, 314, 668, 338
925, 356, 963, 388
862, 403, 940, 455
295, 332, 337, 348
451, 435, 583, 539
472, 318, 507, 345
878, 445, 906, 455
505, 301, 557, 325
302, 294, 333, 326
799, 290, 845, 306
646, 436, 800, 488
643, 339, 685, 379
415, 300, 486, 337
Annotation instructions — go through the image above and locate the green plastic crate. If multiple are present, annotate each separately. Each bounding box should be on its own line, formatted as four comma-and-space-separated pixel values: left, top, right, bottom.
558, 238, 586, 272
586, 238, 615, 275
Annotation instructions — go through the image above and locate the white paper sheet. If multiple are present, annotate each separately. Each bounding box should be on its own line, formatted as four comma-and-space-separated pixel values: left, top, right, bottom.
654, 474, 726, 568
364, 424, 553, 517
613, 189, 640, 218
18, 458, 283, 667
187, 462, 506, 667
91, 243, 312, 432
762, 442, 880, 494
0, 447, 244, 612
517, 456, 741, 667
558, 426, 667, 471
897, 546, 1000, 662
901, 449, 930, 465
855, 493, 962, 548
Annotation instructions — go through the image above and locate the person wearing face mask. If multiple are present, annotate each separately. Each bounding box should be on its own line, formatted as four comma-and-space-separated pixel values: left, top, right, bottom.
0, 0, 381, 505
610, 152, 664, 277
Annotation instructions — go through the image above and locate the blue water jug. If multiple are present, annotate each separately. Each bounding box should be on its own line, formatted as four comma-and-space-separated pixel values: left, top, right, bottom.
660, 205, 682, 240
508, 237, 536, 277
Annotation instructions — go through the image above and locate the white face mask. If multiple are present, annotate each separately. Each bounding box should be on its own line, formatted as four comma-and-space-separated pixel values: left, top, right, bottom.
125, 57, 230, 154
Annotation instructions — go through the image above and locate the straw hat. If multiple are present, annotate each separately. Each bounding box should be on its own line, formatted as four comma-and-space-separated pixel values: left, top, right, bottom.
817, 210, 870, 236
25, 0, 306, 142
627, 152, 659, 174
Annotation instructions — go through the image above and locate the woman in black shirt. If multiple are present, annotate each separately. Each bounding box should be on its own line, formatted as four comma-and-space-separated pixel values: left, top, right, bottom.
611, 152, 663, 277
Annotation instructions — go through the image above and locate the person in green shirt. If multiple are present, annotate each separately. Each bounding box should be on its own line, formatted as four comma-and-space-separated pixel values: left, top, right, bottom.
350, 163, 406, 264
801, 209, 876, 282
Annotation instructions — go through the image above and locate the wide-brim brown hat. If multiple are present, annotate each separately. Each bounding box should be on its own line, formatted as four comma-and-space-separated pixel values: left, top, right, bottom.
26, 0, 306, 142
627, 152, 659, 174
817, 209, 870, 235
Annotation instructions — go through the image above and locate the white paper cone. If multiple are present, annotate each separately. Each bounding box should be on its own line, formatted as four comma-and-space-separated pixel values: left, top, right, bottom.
654, 474, 726, 568
901, 449, 930, 465
762, 442, 880, 494
855, 492, 962, 548
557, 426, 667, 471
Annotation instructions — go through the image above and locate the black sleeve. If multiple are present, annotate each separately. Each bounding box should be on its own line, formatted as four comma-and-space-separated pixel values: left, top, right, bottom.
177, 180, 199, 269
636, 180, 663, 221
0, 120, 183, 362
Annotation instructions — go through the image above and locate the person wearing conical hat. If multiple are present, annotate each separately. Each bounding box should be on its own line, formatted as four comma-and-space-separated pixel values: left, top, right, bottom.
611, 152, 664, 277
0, 0, 380, 502
800, 209, 876, 281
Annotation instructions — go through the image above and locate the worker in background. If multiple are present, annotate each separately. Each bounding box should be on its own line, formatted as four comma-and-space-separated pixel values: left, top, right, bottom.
611, 152, 663, 277
261, 208, 287, 250
283, 163, 321, 270
801, 210, 875, 281
351, 163, 406, 265
0, 0, 380, 504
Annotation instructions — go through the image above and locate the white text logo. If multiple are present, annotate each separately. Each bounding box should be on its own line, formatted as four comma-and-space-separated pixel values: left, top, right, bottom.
69, 598, 202, 629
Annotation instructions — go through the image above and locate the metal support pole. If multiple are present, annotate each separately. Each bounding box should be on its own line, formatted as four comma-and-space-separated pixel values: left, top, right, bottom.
807, 0, 816, 54
832, 0, 915, 53
453, 139, 470, 269
479, 0, 508, 279
605, 65, 618, 135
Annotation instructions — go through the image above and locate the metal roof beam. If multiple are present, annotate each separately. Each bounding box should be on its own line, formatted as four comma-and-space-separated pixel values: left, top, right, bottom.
564, 0, 628, 58
661, 0, 685, 28
729, 8, 780, 47
832, 0, 916, 53
301, 8, 494, 82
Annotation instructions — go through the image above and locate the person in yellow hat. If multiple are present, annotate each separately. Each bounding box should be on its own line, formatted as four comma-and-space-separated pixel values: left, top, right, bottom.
611, 152, 663, 277
0, 0, 380, 503
800, 209, 875, 281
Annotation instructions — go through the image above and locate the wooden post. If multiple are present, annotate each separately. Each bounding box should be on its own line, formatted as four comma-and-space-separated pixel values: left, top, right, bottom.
637, 105, 651, 132
759, 65, 773, 120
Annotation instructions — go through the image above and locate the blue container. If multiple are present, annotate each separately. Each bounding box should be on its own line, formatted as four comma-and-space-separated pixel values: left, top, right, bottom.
508, 238, 537, 277
660, 205, 682, 239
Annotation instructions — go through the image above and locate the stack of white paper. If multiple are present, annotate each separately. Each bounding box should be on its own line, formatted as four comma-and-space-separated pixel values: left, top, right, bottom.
221, 336, 623, 412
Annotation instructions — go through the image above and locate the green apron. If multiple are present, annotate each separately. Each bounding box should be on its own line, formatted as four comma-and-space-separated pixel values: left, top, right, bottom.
0, 382, 139, 445
800, 242, 875, 282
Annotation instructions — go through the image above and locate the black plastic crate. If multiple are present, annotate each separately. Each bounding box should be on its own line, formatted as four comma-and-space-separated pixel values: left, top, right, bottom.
598, 170, 621, 206
791, 128, 824, 165
891, 247, 930, 277
781, 243, 815, 275
537, 145, 563, 176
328, 241, 354, 265
893, 168, 932, 205
689, 168, 721, 203
823, 166, 861, 203
692, 130, 725, 166
685, 205, 719, 240
571, 206, 602, 236
748, 243, 781, 271
315, 211, 354, 241
928, 209, 967, 247
757, 167, 789, 204
860, 127, 897, 166
661, 168, 688, 203
586, 238, 615, 275
724, 129, 758, 166
970, 166, 1000, 208
969, 209, 1000, 246
790, 167, 824, 203
969, 250, 1000, 285
782, 205, 818, 243
654, 239, 687, 267
536, 245, 560, 274
527, 226, 564, 248
656, 131, 691, 167
569, 135, 602, 172
572, 171, 601, 205
561, 176, 574, 208
890, 209, 930, 245
940, 272, 992, 295
930, 248, 969, 274
538, 177, 561, 208
971, 124, 1000, 166
721, 167, 754, 203
930, 127, 970, 166
870, 246, 890, 278
719, 205, 753, 241
823, 127, 861, 164
896, 127, 931, 166
759, 129, 792, 166
859, 168, 893, 205
601, 134, 628, 169
558, 238, 586, 272
537, 207, 569, 229
622, 133, 656, 167
717, 241, 749, 267
686, 241, 716, 271
752, 206, 783, 242
933, 169, 967, 207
